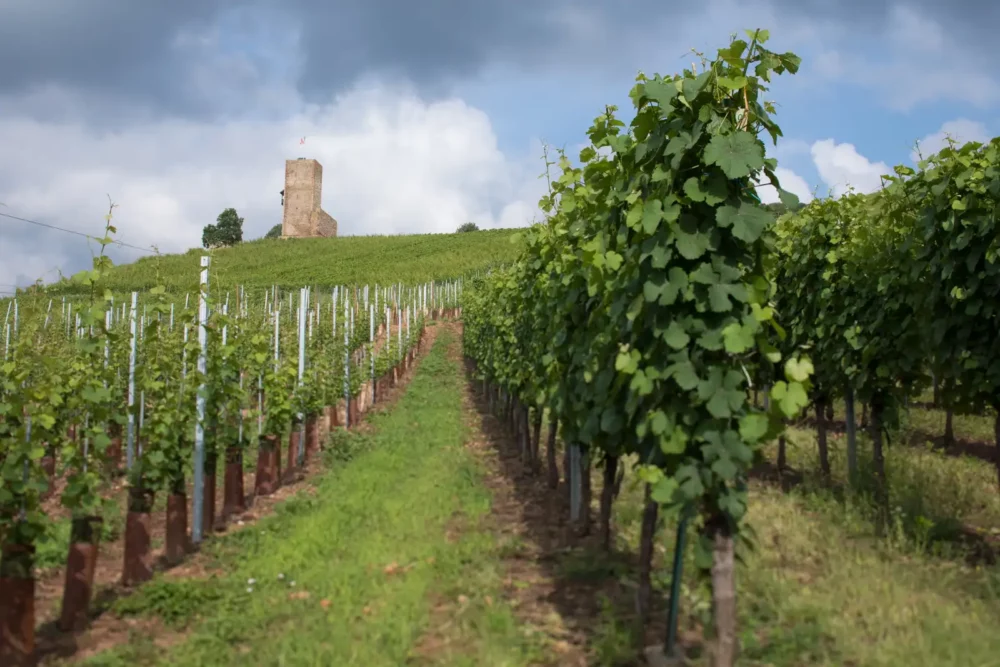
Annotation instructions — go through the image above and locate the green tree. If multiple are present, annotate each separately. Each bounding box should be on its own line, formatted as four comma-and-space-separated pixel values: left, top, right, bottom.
202, 208, 244, 248
264, 224, 282, 239
456, 222, 479, 233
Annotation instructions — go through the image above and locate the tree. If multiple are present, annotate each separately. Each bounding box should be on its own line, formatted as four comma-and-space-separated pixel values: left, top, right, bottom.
264, 224, 282, 239
456, 222, 479, 233
202, 208, 244, 248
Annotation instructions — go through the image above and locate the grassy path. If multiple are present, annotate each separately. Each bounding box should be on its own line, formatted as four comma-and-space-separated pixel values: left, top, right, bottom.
82, 326, 544, 667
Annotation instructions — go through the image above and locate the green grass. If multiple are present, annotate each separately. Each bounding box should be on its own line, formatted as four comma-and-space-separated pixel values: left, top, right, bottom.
733, 482, 1000, 667
598, 400, 1000, 667
82, 328, 545, 667
35, 501, 124, 570
45, 229, 522, 296
606, 476, 1000, 667
776, 397, 1000, 539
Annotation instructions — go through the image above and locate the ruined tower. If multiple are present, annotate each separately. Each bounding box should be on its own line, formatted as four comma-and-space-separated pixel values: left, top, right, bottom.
281, 158, 338, 238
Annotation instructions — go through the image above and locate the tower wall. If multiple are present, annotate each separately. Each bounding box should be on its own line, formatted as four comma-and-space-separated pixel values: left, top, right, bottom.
281, 158, 337, 238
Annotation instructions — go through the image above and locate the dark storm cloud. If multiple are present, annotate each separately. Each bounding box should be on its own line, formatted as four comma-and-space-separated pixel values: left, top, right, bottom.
0, 0, 996, 115
285, 0, 570, 98
0, 1, 229, 101
766, 0, 1000, 32
0, 0, 566, 114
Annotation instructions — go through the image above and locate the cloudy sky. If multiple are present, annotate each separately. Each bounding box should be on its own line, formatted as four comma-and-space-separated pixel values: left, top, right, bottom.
0, 0, 996, 290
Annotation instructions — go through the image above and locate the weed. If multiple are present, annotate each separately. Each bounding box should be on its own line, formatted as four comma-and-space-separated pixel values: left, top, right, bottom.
591, 595, 638, 666
113, 578, 225, 629
35, 501, 123, 570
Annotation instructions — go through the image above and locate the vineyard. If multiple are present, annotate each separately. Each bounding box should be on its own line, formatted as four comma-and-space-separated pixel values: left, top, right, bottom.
462, 29, 1000, 667
38, 228, 521, 297
0, 213, 463, 665
2, 28, 1000, 667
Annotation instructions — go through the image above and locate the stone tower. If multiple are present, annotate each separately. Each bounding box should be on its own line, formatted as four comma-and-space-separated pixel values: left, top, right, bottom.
281, 158, 338, 238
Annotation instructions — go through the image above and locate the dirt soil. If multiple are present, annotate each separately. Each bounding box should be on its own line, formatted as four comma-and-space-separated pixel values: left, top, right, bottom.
442, 322, 669, 666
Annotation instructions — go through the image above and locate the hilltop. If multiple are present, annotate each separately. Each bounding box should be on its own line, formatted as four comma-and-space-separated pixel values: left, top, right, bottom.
45, 229, 523, 296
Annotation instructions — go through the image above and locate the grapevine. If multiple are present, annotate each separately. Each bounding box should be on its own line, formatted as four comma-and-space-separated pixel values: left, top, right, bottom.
464, 31, 814, 664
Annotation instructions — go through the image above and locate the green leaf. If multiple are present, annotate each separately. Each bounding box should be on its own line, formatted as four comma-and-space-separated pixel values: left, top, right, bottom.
561, 193, 577, 213
650, 476, 678, 503
770, 381, 809, 418
675, 228, 711, 260
642, 200, 663, 234
717, 75, 748, 90
663, 321, 690, 350
605, 251, 623, 271
630, 369, 655, 396
720, 40, 748, 62
615, 348, 640, 374
708, 285, 734, 312
677, 464, 704, 499
661, 268, 689, 305
703, 171, 729, 206
750, 303, 774, 323
777, 188, 800, 211
626, 203, 643, 228
711, 457, 738, 480
643, 278, 665, 303
649, 245, 671, 269
698, 369, 746, 419
667, 360, 700, 391
661, 426, 689, 455
716, 202, 774, 243
682, 72, 711, 102
683, 177, 706, 203
703, 131, 765, 179
650, 410, 670, 435
626, 293, 644, 322
738, 413, 769, 443
690, 263, 718, 285
722, 322, 754, 354
784, 357, 814, 383
718, 490, 747, 522
644, 79, 679, 108
707, 393, 732, 418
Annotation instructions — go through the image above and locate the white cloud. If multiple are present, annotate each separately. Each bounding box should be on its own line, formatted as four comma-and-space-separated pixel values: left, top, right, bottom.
912, 119, 990, 162
810, 139, 890, 197
0, 80, 546, 287
756, 167, 814, 205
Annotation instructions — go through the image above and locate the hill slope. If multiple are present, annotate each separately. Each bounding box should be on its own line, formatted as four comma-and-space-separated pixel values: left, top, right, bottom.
48, 229, 523, 295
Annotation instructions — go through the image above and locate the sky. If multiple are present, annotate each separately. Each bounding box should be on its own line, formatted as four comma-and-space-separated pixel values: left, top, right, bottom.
0, 0, 997, 290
